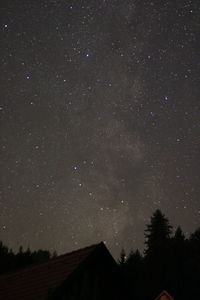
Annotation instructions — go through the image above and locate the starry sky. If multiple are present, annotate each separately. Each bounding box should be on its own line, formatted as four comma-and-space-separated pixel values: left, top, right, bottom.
1, 0, 200, 258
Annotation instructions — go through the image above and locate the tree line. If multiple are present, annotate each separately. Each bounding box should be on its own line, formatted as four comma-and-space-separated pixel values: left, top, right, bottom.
118, 209, 200, 300
0, 242, 56, 275
0, 209, 199, 299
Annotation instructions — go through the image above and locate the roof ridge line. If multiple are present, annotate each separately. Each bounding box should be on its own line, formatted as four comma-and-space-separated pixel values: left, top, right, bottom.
0, 242, 103, 278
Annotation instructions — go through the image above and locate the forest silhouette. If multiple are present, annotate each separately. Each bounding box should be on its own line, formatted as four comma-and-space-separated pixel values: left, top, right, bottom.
0, 209, 200, 299
118, 210, 200, 299
0, 242, 56, 275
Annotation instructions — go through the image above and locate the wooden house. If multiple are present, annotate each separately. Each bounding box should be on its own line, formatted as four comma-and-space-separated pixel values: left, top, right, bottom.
0, 242, 123, 300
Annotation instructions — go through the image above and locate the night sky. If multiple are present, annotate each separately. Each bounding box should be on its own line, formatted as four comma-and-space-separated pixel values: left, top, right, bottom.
1, 0, 200, 258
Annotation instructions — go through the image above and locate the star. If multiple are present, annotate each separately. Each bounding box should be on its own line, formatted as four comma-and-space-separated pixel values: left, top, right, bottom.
0, 0, 199, 259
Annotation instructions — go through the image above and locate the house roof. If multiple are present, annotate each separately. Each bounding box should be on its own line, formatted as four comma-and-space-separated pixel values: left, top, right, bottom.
155, 290, 174, 300
0, 242, 106, 300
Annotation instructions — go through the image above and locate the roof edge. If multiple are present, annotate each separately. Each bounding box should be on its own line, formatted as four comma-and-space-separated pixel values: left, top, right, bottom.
155, 290, 174, 300
0, 242, 103, 279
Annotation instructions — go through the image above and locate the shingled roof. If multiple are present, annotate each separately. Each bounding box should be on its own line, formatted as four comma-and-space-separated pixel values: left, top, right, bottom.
0, 242, 105, 300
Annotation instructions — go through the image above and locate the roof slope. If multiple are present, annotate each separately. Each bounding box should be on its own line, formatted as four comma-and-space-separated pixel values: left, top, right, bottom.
0, 243, 102, 300
155, 290, 174, 300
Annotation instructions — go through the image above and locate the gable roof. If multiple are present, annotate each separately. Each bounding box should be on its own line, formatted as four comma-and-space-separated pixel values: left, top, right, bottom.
155, 290, 174, 300
0, 242, 109, 300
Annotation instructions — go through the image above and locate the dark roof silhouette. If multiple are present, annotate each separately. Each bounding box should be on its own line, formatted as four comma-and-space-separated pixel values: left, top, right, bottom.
155, 290, 174, 300
0, 242, 107, 300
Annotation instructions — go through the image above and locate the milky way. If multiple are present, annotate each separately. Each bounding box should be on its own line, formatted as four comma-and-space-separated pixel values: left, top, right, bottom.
1, 0, 200, 257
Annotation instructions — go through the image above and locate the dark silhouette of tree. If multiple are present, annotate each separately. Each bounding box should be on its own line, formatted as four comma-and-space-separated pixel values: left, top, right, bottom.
126, 249, 142, 266
190, 227, 200, 249
0, 240, 53, 275
0, 241, 15, 274
174, 226, 185, 242
125, 249, 143, 299
144, 209, 172, 256
141, 210, 173, 299
183, 227, 200, 299
1, 210, 200, 300
168, 226, 188, 300
172, 226, 186, 262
